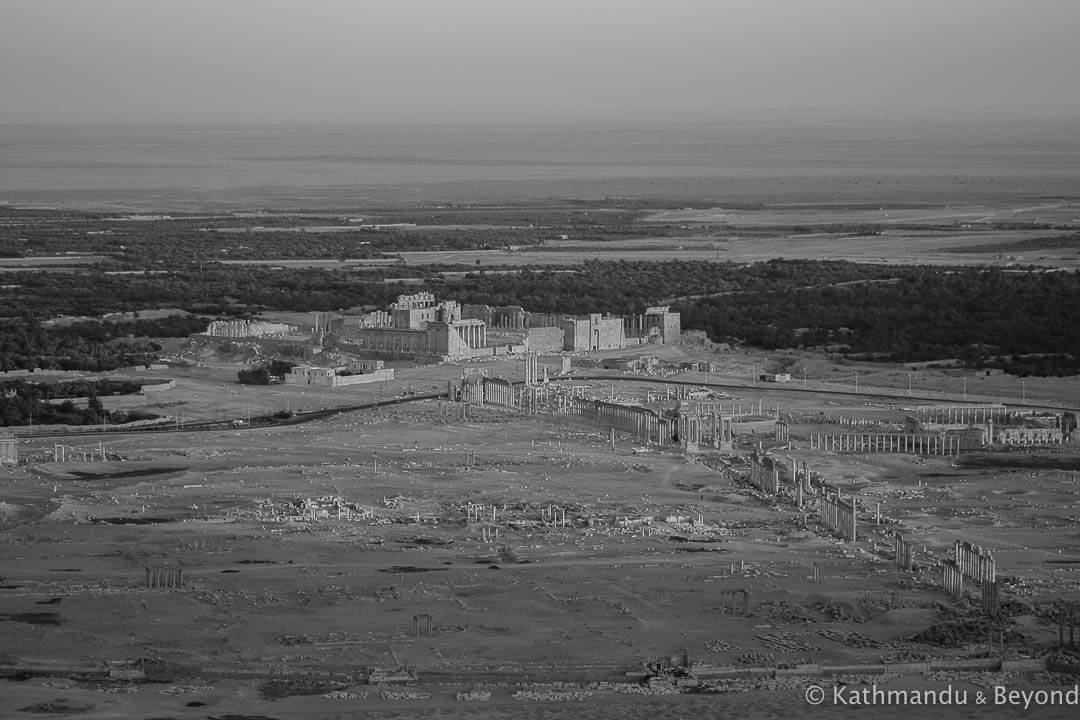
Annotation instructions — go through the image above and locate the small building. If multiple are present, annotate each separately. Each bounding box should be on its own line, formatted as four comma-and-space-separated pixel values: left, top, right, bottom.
0, 434, 17, 465
602, 356, 641, 371
286, 365, 395, 388
603, 355, 659, 371
760, 373, 792, 383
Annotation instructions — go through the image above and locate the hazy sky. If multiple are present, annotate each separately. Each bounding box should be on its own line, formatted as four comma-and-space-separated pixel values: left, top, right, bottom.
2, 0, 1079, 123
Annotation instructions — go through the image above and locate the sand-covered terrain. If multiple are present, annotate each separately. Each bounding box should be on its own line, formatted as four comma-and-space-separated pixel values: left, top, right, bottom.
3, 350, 1080, 718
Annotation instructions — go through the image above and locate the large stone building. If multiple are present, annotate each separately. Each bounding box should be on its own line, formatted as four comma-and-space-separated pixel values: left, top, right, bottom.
346, 318, 490, 361
643, 306, 681, 344
427, 320, 487, 357
237, 292, 683, 365
561, 314, 625, 352
625, 306, 681, 344
390, 292, 461, 330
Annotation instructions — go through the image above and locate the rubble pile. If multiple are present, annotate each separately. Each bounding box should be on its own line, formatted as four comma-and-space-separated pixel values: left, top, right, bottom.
738, 651, 776, 665
818, 628, 896, 649
756, 632, 822, 652
909, 619, 1027, 648
158, 684, 215, 695
253, 496, 372, 523
513, 688, 594, 701
590, 680, 680, 695
381, 689, 431, 700
322, 690, 368, 699
701, 672, 902, 694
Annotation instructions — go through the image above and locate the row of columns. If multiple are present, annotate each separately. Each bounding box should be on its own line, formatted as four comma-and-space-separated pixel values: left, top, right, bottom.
745, 452, 817, 509
568, 397, 669, 446
673, 399, 766, 417
748, 454, 781, 496
356, 329, 423, 353
522, 353, 540, 386
894, 534, 914, 571
819, 491, 857, 541
412, 614, 433, 637
457, 323, 486, 349
809, 433, 960, 455
480, 377, 514, 407
541, 504, 570, 526
463, 502, 496, 523
981, 578, 1000, 616
916, 405, 1004, 424
790, 458, 813, 509
145, 565, 184, 589
942, 560, 964, 600
718, 589, 752, 616
53, 443, 108, 463
955, 540, 996, 584
678, 412, 734, 450
937, 541, 998, 615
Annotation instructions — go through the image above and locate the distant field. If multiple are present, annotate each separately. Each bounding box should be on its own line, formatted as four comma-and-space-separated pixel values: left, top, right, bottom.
0, 255, 103, 273
644, 201, 1080, 227
394, 229, 1080, 269
0, 255, 103, 267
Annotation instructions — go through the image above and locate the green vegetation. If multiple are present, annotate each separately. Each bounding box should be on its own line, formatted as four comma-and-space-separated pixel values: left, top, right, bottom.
238, 360, 296, 385
0, 316, 209, 372
4, 205, 1080, 377
0, 267, 419, 318
677, 264, 1080, 375
941, 233, 1080, 254
0, 205, 645, 267
0, 378, 145, 399
437, 259, 892, 315
0, 380, 158, 427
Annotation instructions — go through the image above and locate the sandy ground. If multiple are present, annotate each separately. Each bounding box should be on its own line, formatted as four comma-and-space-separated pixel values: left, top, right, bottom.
2, 351, 1080, 718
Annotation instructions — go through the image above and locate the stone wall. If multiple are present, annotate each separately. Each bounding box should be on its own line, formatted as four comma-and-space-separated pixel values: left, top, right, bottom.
526, 327, 564, 354
203, 320, 295, 338
348, 328, 430, 355
525, 312, 563, 329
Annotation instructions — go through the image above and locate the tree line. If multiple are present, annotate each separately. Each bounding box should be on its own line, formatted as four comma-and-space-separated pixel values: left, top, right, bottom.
0, 380, 158, 427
